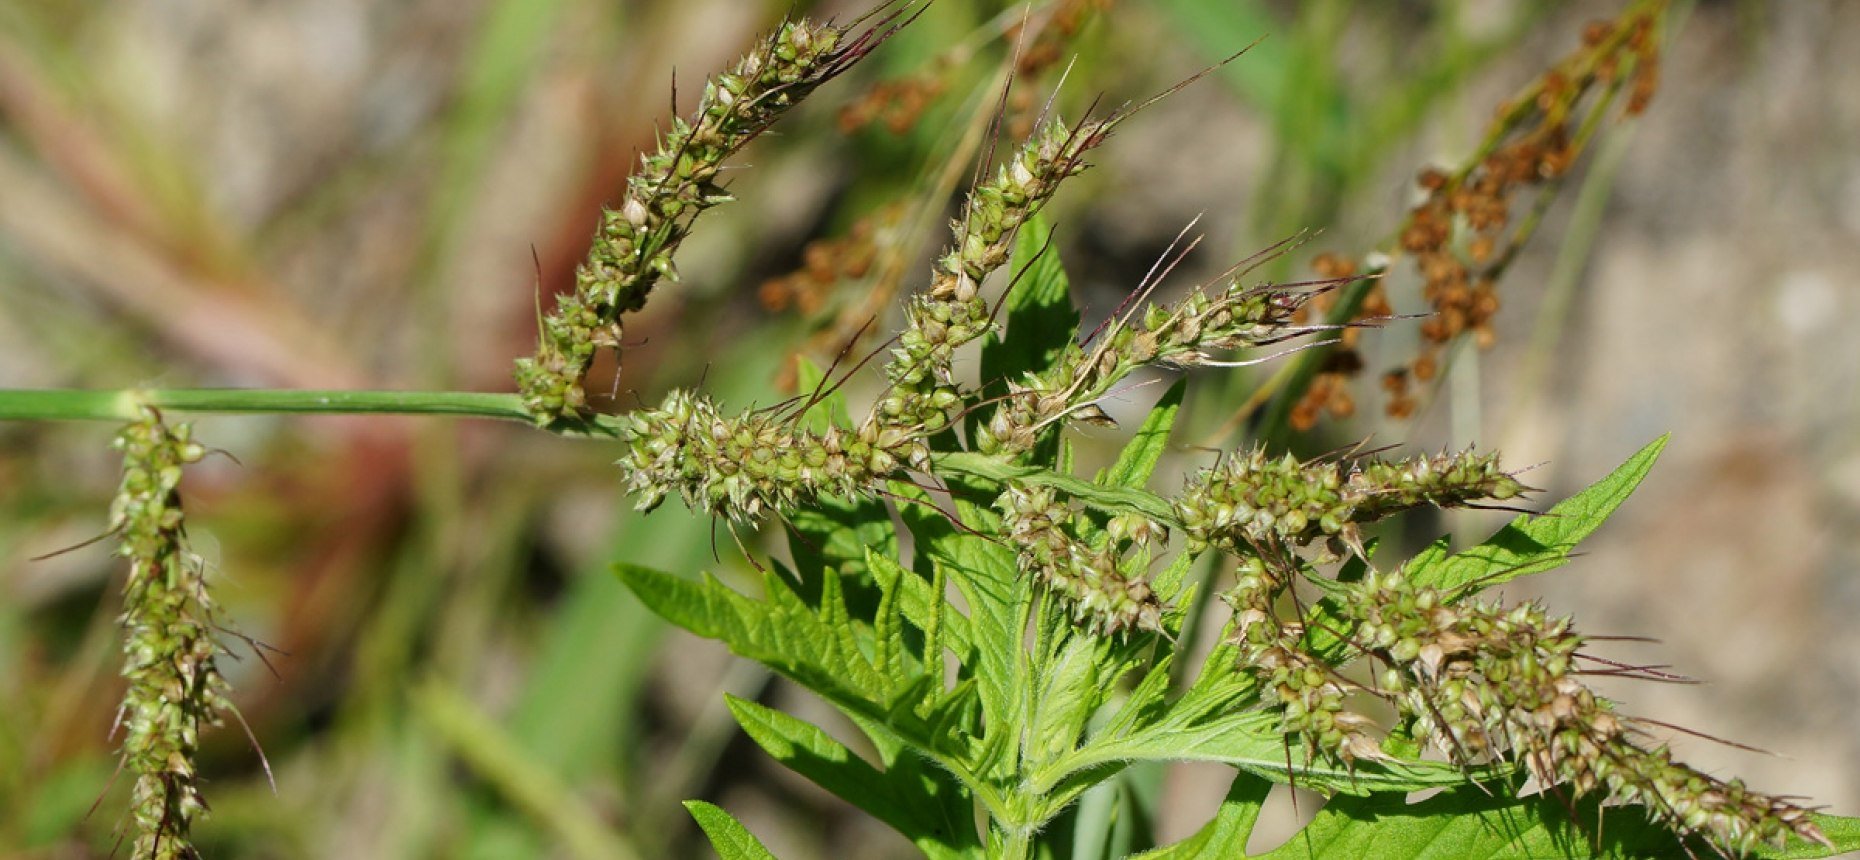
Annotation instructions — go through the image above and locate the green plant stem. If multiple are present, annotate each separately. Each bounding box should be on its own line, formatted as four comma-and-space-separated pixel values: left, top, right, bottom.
936, 452, 1181, 527
0, 388, 538, 424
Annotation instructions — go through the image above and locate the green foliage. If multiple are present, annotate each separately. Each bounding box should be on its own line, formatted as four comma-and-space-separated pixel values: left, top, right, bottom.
8, 5, 1857, 860
685, 801, 779, 860
617, 350, 1857, 858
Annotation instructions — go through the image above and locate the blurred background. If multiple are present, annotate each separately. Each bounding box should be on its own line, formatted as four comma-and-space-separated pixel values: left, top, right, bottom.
2, 0, 1856, 857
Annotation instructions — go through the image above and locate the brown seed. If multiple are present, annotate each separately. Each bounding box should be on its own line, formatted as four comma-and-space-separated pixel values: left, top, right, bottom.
1327, 385, 1356, 419
1291, 400, 1321, 431
1413, 352, 1438, 382
1312, 251, 1356, 278
1469, 234, 1496, 263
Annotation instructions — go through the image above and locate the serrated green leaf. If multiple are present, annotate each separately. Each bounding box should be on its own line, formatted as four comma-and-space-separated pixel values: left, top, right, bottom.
726, 697, 983, 859
1100, 656, 1174, 741
614, 563, 970, 771
1150, 545, 1198, 607
1766, 816, 1860, 859
1098, 378, 1186, 491
867, 549, 908, 692
1129, 771, 1272, 860
877, 547, 971, 655
894, 484, 1030, 777
1409, 435, 1668, 595
1254, 788, 1860, 860
1024, 635, 1114, 772
785, 494, 896, 599
1039, 700, 1471, 799
616, 563, 884, 707
683, 800, 777, 860
981, 212, 1079, 390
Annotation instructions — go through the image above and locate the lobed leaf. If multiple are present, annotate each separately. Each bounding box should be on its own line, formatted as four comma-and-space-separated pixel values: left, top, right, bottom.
613, 563, 971, 769
893, 485, 1032, 779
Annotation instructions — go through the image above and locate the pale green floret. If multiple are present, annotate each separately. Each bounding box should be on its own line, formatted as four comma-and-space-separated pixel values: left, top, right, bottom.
519, 19, 861, 426
112, 409, 228, 860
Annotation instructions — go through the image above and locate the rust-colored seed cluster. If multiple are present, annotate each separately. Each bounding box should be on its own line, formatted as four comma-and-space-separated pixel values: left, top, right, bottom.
839, 0, 1112, 140
838, 63, 951, 135
1289, 5, 1664, 428
759, 207, 891, 316
1009, 0, 1111, 77
1290, 253, 1383, 429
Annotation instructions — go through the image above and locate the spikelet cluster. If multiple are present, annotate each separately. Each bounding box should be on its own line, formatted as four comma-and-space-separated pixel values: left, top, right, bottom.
872, 114, 1114, 432
1176, 446, 1525, 556
977, 278, 1318, 457
616, 389, 925, 522
111, 409, 228, 860
998, 485, 1163, 635
518, 17, 876, 424
1223, 558, 1384, 764
1340, 569, 1829, 854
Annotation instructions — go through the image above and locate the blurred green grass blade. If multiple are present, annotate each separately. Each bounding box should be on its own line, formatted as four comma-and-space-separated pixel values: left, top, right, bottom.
19, 755, 114, 848
1155, 0, 1287, 107
508, 506, 707, 775
415, 679, 638, 860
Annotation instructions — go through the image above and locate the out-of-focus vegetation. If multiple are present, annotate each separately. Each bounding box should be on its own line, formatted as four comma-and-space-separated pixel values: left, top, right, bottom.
4, 1, 1857, 857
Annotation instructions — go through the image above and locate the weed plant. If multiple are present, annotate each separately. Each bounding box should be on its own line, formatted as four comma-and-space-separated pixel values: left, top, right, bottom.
1, 2, 1856, 859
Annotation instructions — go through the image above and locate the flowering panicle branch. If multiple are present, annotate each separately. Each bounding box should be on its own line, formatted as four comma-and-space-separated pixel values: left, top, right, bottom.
615, 389, 924, 522
1177, 446, 1526, 557
111, 409, 229, 860
1341, 569, 1830, 854
976, 275, 1326, 458
1293, 0, 1670, 427
871, 113, 1117, 433
1224, 556, 1386, 764
998, 485, 1163, 635
518, 15, 901, 425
